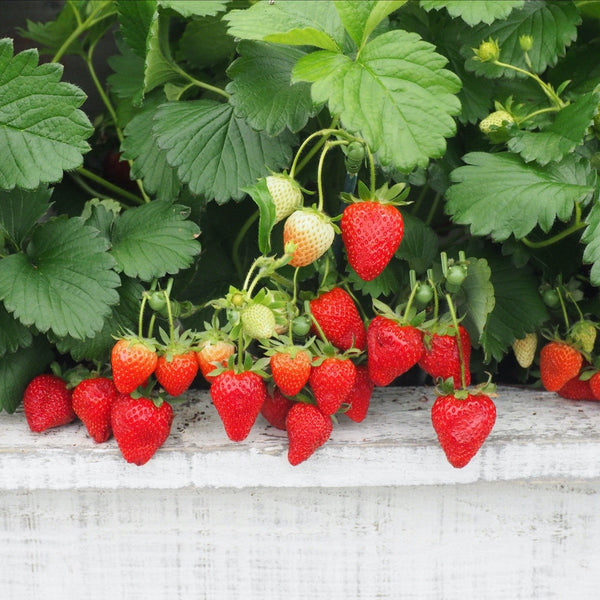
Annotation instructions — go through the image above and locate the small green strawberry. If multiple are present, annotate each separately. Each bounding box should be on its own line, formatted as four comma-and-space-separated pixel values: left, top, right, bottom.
479, 110, 514, 143
266, 174, 303, 223
569, 320, 597, 354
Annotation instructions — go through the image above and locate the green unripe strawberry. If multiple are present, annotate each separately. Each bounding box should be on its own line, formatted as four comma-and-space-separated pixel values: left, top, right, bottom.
479, 110, 514, 143
473, 39, 500, 62
569, 320, 597, 354
241, 303, 277, 339
512, 332, 537, 369
266, 174, 303, 223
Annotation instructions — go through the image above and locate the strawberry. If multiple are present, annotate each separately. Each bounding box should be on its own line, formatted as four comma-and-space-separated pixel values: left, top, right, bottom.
266, 174, 303, 223
309, 287, 366, 351
111, 395, 174, 465
512, 332, 537, 369
431, 391, 496, 468
196, 339, 235, 383
341, 201, 403, 281
557, 376, 597, 401
569, 320, 597, 354
260, 387, 295, 430
309, 356, 356, 415
286, 402, 332, 466
419, 325, 471, 387
210, 370, 267, 441
539, 341, 583, 392
367, 316, 424, 386
72, 377, 120, 443
344, 364, 374, 423
23, 374, 76, 433
283, 208, 335, 267
155, 350, 198, 397
241, 302, 277, 339
111, 337, 157, 394
479, 110, 514, 143
589, 371, 600, 400
270, 348, 312, 397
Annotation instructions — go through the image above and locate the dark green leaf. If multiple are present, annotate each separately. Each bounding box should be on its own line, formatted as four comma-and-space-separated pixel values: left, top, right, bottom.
0, 187, 52, 248
153, 100, 296, 203
80, 199, 122, 241
159, 0, 229, 17
243, 178, 276, 254
116, 0, 157, 58
582, 198, 600, 286
446, 152, 595, 241
0, 217, 120, 339
179, 15, 236, 69
421, 0, 524, 26
458, 257, 495, 346
0, 304, 33, 358
345, 259, 403, 298
110, 201, 201, 281
107, 34, 145, 104
395, 211, 438, 274
0, 39, 93, 190
226, 41, 316, 135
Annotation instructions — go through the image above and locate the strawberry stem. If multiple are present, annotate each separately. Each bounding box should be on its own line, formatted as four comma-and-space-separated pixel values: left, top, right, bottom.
317, 141, 347, 212
365, 144, 376, 197
288, 267, 301, 338
164, 289, 175, 346
556, 286, 571, 332
445, 293, 467, 390
138, 293, 149, 339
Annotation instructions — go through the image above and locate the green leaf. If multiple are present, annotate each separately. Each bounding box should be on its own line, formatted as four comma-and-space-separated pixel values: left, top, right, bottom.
462, 1, 580, 79
0, 217, 120, 339
508, 92, 600, 165
0, 338, 54, 413
346, 260, 403, 298
458, 257, 495, 346
80, 198, 122, 241
334, 1, 406, 49
395, 211, 438, 274
53, 278, 144, 362
0, 39, 93, 191
480, 255, 549, 362
293, 30, 461, 172
116, 0, 157, 58
179, 15, 236, 69
121, 97, 182, 201
582, 198, 600, 286
226, 41, 316, 135
224, 1, 345, 51
445, 152, 595, 241
0, 187, 52, 248
153, 100, 296, 203
0, 305, 33, 358
110, 201, 201, 281
107, 34, 145, 104
159, 0, 229, 17
421, 0, 524, 26
243, 178, 276, 254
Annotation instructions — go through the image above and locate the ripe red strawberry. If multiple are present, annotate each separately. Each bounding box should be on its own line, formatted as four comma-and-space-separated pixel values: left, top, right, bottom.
260, 387, 295, 430
590, 371, 600, 401
72, 377, 120, 443
111, 395, 174, 465
367, 316, 424, 386
309, 357, 356, 415
557, 376, 597, 401
283, 208, 335, 267
270, 349, 312, 396
266, 174, 303, 223
210, 370, 267, 441
341, 201, 403, 281
310, 287, 366, 351
23, 374, 76, 433
344, 364, 374, 423
155, 351, 199, 397
111, 337, 157, 394
196, 339, 235, 383
286, 402, 333, 466
419, 326, 471, 387
539, 341, 583, 392
431, 391, 496, 468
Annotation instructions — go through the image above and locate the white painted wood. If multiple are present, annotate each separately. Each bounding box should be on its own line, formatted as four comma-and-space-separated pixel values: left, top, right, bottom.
2, 386, 600, 599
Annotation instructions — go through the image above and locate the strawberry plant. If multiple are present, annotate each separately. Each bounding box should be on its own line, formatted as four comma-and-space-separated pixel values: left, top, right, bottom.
2, 1, 600, 467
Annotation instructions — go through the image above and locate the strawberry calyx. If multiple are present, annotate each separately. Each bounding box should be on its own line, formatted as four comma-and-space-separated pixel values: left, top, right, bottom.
341, 180, 410, 207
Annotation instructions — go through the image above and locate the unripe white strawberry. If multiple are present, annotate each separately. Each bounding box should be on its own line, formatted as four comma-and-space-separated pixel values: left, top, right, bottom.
512, 332, 537, 369
283, 208, 335, 267
266, 174, 303, 223
569, 320, 597, 354
241, 303, 277, 339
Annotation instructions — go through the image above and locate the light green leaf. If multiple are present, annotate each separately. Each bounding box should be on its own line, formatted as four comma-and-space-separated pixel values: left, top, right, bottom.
0, 39, 93, 191
508, 92, 600, 166
116, 0, 157, 58
0, 187, 52, 248
224, 1, 344, 51
582, 199, 600, 286
395, 211, 438, 274
334, 1, 406, 49
243, 178, 277, 254
159, 0, 229, 17
53, 278, 144, 362
0, 338, 54, 413
458, 257, 495, 346
0, 217, 120, 339
226, 41, 316, 135
293, 30, 461, 172
421, 0, 524, 26
80, 199, 122, 241
121, 97, 182, 201
153, 100, 296, 203
0, 305, 33, 359
462, 1, 580, 79
107, 34, 145, 104
446, 152, 595, 241
110, 201, 201, 281
480, 255, 549, 362
179, 15, 236, 69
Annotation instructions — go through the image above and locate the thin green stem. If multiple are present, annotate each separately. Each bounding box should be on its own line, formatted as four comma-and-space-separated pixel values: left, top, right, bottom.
520, 204, 585, 249
425, 192, 442, 226
556, 286, 571, 332
428, 274, 439, 324
316, 141, 347, 212
138, 293, 149, 339
170, 62, 230, 100
288, 267, 300, 338
565, 289, 585, 322
237, 328, 245, 372
411, 184, 430, 216
290, 125, 340, 179
76, 167, 145, 205
401, 282, 420, 324
516, 106, 561, 127
164, 290, 175, 345
232, 212, 258, 283
445, 294, 467, 390
365, 144, 376, 197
